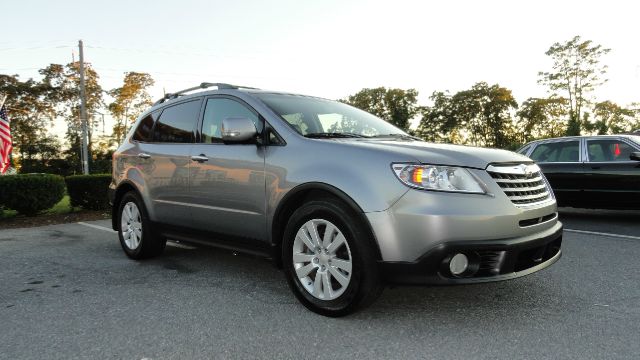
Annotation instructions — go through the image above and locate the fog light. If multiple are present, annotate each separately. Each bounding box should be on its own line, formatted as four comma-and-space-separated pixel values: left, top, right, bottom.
449, 253, 469, 275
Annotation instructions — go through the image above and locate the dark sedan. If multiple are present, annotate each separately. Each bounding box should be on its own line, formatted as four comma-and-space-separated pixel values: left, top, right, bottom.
518, 135, 640, 209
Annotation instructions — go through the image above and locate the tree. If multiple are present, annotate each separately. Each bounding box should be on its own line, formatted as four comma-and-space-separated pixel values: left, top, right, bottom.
343, 87, 419, 130
538, 36, 611, 136
516, 97, 568, 143
417, 82, 518, 148
39, 62, 104, 173
0, 74, 61, 170
416, 91, 457, 142
108, 72, 155, 144
585, 101, 638, 135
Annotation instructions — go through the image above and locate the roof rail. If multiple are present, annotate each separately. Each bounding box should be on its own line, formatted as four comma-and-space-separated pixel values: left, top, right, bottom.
153, 82, 259, 105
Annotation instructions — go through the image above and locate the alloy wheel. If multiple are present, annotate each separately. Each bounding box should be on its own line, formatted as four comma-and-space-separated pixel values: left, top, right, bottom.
121, 201, 142, 250
292, 219, 353, 300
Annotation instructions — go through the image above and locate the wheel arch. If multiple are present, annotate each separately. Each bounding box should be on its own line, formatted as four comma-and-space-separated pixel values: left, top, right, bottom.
111, 180, 143, 231
270, 182, 382, 268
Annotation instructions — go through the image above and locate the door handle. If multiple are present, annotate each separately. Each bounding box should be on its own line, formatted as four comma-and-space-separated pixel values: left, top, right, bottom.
591, 166, 601, 170
138, 153, 151, 159
191, 155, 209, 163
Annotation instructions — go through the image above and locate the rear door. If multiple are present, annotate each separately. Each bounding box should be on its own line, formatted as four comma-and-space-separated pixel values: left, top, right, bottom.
140, 98, 202, 227
528, 139, 584, 206
188, 96, 267, 241
583, 137, 640, 208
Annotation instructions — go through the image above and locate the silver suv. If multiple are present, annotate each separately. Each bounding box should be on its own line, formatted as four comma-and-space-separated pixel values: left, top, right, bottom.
109, 83, 563, 316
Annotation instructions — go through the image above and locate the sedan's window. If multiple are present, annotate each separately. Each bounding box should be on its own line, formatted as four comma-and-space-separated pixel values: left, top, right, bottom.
587, 139, 638, 162
153, 99, 202, 143
529, 141, 580, 162
517, 145, 531, 155
201, 98, 261, 143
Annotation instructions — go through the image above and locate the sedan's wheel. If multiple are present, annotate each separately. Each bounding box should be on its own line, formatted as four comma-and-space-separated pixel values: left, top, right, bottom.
283, 198, 383, 317
293, 219, 353, 300
117, 191, 166, 260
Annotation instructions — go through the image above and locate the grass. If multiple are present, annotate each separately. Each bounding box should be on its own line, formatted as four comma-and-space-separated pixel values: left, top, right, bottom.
0, 195, 73, 219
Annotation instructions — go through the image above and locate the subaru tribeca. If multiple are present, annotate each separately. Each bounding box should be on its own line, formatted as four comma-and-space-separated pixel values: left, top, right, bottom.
109, 83, 563, 317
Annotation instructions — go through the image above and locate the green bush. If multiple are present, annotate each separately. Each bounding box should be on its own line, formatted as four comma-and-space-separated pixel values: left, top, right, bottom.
0, 174, 66, 216
65, 174, 112, 210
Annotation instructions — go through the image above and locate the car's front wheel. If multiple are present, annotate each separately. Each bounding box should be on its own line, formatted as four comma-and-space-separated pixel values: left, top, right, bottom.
282, 198, 383, 317
117, 191, 166, 259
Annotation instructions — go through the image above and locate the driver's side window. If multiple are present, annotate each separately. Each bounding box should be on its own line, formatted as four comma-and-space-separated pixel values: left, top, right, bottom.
201, 98, 261, 143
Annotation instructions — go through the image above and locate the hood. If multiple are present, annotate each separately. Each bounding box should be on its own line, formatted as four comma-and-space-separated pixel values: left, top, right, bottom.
343, 139, 532, 169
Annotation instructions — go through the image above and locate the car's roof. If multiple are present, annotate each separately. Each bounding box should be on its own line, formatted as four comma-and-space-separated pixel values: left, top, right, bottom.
146, 88, 329, 112
527, 134, 640, 143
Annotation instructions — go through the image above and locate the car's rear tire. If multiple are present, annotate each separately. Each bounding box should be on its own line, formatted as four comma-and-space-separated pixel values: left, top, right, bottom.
282, 198, 383, 317
117, 191, 166, 259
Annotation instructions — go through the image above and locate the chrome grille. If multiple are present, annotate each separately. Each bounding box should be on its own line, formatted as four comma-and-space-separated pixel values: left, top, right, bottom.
487, 164, 551, 206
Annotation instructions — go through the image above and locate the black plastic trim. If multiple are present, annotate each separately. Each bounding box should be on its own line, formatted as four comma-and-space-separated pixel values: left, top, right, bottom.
379, 224, 563, 285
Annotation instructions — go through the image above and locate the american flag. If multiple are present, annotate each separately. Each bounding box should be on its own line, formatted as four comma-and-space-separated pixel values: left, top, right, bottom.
0, 102, 12, 174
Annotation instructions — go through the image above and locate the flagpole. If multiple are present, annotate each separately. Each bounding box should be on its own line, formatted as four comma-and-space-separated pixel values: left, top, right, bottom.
0, 93, 7, 109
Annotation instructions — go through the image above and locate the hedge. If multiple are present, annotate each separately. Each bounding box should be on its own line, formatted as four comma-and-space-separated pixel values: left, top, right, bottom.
65, 174, 111, 210
0, 174, 66, 216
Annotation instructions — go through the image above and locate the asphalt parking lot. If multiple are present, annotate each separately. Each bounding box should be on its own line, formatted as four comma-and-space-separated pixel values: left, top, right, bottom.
1, 209, 639, 359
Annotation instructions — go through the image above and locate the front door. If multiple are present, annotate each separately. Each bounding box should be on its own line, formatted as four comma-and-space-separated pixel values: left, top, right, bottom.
188, 96, 267, 241
583, 138, 640, 208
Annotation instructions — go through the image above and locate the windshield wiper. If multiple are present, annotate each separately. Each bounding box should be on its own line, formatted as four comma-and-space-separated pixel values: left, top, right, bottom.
304, 132, 370, 139
371, 133, 421, 141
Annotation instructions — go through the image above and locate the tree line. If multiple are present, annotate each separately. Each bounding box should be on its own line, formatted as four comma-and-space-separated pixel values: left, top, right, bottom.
0, 35, 638, 175
0, 65, 153, 174
344, 36, 639, 149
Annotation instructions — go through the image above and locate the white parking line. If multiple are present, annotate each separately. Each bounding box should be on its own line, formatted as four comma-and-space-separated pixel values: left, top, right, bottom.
565, 228, 640, 240
77, 222, 115, 232
76, 222, 196, 249
165, 242, 197, 250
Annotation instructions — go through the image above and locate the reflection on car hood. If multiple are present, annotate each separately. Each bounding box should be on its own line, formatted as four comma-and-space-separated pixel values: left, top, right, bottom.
346, 139, 532, 169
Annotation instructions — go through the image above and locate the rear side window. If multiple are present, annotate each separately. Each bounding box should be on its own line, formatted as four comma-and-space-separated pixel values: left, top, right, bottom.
154, 99, 202, 143
529, 141, 580, 162
132, 111, 160, 142
587, 139, 638, 162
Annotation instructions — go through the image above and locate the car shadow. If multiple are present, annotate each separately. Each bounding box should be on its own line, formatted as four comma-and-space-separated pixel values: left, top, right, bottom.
139, 242, 567, 320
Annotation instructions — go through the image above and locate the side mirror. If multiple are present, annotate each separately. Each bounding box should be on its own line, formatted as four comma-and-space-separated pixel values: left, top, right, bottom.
630, 152, 640, 161
221, 117, 257, 143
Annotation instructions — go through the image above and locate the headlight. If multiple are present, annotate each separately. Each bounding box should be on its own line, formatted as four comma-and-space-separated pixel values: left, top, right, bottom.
391, 163, 485, 194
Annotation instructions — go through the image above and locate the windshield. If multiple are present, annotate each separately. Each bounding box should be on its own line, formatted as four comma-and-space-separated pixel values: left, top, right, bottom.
254, 93, 407, 137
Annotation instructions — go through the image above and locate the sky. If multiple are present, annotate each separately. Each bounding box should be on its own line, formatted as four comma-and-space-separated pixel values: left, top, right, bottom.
2, 0, 639, 139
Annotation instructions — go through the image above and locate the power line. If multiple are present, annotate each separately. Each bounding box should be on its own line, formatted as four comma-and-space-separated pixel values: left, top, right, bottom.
0, 45, 72, 51
84, 44, 261, 60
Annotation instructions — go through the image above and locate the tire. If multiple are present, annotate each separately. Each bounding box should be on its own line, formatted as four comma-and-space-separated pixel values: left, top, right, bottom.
117, 191, 166, 259
282, 198, 384, 317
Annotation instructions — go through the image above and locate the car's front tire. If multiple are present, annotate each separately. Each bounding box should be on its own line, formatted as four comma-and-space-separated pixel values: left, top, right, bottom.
117, 191, 166, 259
282, 198, 383, 317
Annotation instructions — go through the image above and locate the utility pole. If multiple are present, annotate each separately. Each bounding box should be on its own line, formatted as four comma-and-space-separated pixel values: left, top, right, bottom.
78, 40, 89, 174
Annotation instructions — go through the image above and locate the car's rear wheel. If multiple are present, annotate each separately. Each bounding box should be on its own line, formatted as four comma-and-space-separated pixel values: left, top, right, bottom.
282, 198, 383, 317
117, 191, 166, 259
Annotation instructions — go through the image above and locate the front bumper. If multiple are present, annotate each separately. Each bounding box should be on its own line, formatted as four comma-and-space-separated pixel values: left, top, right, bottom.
379, 222, 562, 285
